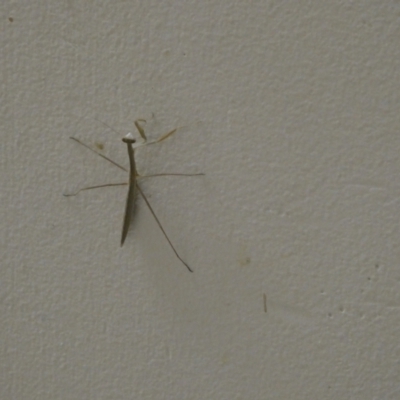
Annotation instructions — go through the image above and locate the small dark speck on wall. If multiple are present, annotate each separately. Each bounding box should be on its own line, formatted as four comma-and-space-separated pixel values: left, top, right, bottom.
9, 17, 14, 22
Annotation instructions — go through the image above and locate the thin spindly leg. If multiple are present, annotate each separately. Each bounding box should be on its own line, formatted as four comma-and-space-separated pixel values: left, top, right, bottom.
64, 182, 128, 197
154, 128, 178, 143
69, 137, 127, 172
136, 183, 193, 272
66, 137, 128, 196
139, 173, 205, 179
133, 123, 204, 178
134, 119, 148, 141
134, 119, 180, 146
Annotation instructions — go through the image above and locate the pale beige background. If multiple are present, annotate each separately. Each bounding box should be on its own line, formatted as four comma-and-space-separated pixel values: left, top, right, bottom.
2, 1, 400, 399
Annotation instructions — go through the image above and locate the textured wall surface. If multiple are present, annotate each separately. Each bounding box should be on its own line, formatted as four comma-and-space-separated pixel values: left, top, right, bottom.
2, 1, 400, 399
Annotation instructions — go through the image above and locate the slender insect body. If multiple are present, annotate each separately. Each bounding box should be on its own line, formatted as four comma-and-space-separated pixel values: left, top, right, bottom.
120, 138, 137, 247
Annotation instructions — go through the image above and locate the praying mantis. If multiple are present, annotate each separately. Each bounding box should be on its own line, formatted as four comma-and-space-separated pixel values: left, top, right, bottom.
64, 119, 204, 272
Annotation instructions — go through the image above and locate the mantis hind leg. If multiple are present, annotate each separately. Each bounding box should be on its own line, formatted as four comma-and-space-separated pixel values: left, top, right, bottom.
63, 182, 128, 197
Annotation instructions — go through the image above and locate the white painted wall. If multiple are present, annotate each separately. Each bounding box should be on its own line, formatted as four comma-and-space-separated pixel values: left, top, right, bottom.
2, 1, 400, 398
